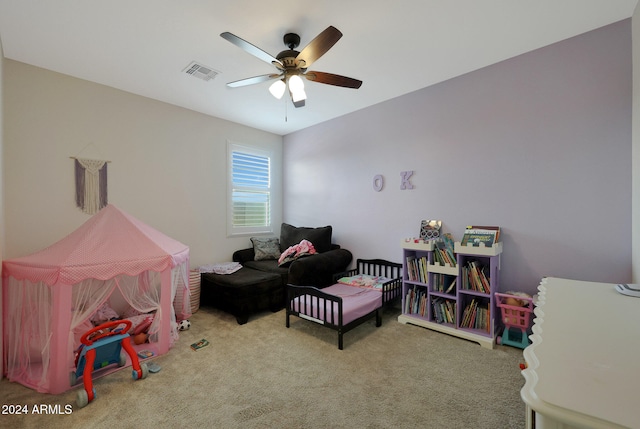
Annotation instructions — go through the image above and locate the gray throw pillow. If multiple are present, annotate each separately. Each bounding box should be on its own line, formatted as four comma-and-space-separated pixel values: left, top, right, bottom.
251, 237, 281, 261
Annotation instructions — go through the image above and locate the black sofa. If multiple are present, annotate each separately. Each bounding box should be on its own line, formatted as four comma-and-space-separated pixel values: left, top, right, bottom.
200, 223, 352, 324
232, 223, 353, 288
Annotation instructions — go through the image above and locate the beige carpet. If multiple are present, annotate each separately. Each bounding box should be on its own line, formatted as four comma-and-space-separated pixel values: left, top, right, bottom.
1, 304, 526, 428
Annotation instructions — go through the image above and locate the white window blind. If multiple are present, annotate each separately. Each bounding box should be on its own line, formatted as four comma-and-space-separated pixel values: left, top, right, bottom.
228, 143, 272, 235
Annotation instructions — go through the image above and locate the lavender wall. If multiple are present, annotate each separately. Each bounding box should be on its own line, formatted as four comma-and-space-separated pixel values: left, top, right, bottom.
283, 20, 632, 296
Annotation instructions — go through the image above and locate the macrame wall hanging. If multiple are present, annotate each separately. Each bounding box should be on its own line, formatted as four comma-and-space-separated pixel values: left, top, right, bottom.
72, 157, 109, 215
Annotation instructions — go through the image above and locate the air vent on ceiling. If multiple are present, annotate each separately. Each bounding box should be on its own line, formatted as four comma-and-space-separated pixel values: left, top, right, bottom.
183, 61, 219, 81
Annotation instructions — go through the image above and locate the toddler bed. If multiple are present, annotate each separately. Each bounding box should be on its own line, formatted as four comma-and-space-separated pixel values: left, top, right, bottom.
286, 259, 402, 349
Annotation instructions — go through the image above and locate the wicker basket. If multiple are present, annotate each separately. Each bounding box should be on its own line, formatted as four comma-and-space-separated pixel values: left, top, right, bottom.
188, 270, 201, 314
174, 270, 201, 317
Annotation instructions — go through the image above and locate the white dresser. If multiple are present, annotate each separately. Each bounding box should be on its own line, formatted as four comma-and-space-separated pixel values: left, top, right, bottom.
521, 277, 640, 429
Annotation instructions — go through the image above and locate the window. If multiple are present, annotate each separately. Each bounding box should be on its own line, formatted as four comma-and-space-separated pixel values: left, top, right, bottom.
227, 142, 272, 236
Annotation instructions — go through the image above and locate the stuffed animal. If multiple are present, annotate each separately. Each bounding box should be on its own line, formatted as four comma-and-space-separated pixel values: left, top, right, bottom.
133, 332, 148, 345
503, 291, 532, 323
504, 291, 530, 307
178, 319, 191, 331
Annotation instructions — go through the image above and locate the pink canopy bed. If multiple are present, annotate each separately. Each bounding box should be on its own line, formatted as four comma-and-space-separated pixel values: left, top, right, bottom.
2, 204, 190, 394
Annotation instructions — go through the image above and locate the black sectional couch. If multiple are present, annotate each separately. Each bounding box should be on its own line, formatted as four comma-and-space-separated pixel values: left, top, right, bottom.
233, 223, 353, 288
201, 223, 353, 324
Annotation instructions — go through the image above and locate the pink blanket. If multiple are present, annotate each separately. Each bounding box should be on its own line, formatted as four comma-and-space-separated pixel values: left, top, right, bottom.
278, 239, 317, 266
291, 284, 381, 325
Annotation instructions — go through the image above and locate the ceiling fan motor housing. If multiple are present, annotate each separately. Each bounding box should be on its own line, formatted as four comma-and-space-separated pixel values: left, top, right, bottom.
278, 33, 302, 68
277, 51, 300, 68
283, 33, 300, 49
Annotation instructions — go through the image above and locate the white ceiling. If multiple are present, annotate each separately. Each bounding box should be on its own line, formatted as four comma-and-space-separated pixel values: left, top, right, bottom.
0, 1, 637, 136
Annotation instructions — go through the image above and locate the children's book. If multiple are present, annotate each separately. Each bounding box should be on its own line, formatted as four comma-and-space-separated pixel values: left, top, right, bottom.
467, 225, 501, 242
460, 226, 500, 247
137, 349, 155, 359
190, 339, 210, 351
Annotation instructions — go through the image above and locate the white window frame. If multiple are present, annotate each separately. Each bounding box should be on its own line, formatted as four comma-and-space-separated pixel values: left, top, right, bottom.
227, 141, 273, 236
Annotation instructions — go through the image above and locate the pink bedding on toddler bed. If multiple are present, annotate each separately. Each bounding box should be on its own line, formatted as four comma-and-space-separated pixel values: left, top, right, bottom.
290, 284, 382, 325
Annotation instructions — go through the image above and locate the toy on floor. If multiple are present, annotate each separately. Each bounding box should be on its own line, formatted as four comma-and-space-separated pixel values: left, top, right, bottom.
178, 319, 191, 330
147, 362, 162, 373
71, 319, 148, 408
495, 292, 534, 349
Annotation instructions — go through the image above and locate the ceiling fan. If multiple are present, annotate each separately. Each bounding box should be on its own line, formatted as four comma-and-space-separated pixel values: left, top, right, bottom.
220, 26, 362, 108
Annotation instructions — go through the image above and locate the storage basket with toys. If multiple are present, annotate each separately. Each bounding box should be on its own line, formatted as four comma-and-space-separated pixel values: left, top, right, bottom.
495, 291, 534, 349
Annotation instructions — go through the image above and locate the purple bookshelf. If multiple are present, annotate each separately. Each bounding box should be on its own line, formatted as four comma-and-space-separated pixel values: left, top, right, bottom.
398, 240, 502, 349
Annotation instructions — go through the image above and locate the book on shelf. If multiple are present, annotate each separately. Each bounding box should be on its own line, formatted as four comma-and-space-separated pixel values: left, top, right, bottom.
444, 278, 457, 294
460, 226, 500, 248
406, 254, 428, 284
433, 274, 455, 293
406, 255, 415, 281
432, 298, 442, 323
461, 299, 490, 331
405, 286, 414, 313
467, 225, 501, 242
432, 297, 455, 324
461, 299, 476, 328
485, 308, 489, 331
190, 338, 210, 351
418, 294, 427, 317
405, 285, 428, 317
445, 300, 455, 324
433, 233, 457, 267
441, 232, 455, 251
420, 257, 428, 283
462, 260, 490, 293
433, 274, 441, 292
434, 245, 455, 267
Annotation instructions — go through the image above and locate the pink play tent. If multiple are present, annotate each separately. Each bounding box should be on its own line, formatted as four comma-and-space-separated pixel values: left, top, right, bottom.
2, 204, 190, 394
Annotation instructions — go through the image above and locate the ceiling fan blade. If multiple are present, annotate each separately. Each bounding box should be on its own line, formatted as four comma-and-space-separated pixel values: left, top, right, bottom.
304, 71, 362, 89
227, 73, 281, 88
220, 32, 281, 66
296, 26, 342, 69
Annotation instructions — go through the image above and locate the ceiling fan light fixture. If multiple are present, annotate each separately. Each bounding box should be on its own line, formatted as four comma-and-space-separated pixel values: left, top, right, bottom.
269, 79, 286, 99
288, 74, 304, 92
288, 74, 307, 102
291, 88, 307, 103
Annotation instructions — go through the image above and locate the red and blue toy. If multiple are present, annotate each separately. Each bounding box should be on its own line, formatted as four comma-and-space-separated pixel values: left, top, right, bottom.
71, 319, 148, 408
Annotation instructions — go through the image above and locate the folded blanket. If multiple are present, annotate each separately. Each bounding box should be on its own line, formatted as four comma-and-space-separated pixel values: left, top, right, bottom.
337, 274, 391, 290
199, 262, 242, 275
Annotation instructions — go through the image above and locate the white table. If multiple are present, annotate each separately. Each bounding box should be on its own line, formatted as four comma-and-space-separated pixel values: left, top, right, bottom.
521, 277, 640, 429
